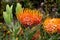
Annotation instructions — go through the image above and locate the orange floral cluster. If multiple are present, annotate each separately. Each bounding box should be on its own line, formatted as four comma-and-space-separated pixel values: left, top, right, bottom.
16, 9, 43, 27
43, 18, 60, 34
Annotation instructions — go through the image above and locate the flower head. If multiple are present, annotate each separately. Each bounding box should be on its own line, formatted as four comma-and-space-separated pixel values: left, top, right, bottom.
43, 18, 60, 34
16, 8, 42, 27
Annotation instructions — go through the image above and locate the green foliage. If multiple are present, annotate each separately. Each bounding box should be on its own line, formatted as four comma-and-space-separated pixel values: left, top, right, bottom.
16, 3, 23, 14
3, 5, 13, 25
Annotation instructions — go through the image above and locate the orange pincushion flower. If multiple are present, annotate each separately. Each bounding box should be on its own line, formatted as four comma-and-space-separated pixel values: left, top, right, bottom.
43, 18, 60, 34
16, 8, 42, 27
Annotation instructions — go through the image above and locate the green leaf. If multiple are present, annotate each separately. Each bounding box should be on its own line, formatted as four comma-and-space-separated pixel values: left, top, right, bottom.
3, 4, 13, 25
16, 3, 23, 14
13, 21, 21, 37
6, 5, 12, 15
6, 5, 13, 22
18, 35, 23, 40
3, 12, 11, 24
14, 21, 20, 30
